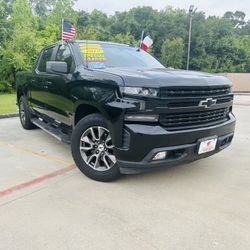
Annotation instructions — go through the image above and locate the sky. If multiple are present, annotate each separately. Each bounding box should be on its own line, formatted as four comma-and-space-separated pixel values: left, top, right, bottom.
75, 0, 250, 20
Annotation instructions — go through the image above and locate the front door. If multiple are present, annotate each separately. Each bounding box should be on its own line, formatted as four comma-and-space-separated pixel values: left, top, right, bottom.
41, 44, 76, 126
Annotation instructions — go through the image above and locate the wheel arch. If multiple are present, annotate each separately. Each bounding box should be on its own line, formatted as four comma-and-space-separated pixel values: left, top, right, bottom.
74, 103, 109, 126
17, 88, 24, 103
73, 101, 125, 148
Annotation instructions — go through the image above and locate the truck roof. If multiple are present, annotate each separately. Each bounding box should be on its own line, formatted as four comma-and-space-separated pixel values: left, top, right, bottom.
43, 40, 133, 50
72, 40, 131, 47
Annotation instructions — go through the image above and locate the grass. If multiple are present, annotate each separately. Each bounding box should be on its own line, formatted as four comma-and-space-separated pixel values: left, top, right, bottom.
0, 93, 17, 115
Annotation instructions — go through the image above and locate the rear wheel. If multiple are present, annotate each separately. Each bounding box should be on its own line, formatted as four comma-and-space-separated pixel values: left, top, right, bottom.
71, 113, 120, 182
18, 96, 36, 130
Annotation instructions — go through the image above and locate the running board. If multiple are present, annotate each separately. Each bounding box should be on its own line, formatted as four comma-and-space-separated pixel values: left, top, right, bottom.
31, 118, 71, 144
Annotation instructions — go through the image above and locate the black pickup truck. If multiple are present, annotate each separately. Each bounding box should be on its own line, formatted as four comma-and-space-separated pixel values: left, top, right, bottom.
16, 40, 235, 181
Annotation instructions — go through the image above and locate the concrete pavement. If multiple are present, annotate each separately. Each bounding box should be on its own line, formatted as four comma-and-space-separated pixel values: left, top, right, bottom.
0, 95, 250, 250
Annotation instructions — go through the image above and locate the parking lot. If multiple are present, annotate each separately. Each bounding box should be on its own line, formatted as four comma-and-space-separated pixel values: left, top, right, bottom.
0, 95, 250, 250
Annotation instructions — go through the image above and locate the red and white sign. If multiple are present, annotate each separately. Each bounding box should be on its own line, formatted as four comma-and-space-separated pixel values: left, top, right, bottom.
141, 36, 153, 51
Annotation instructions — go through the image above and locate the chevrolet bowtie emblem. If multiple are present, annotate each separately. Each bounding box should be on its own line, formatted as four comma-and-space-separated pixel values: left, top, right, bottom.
199, 98, 217, 108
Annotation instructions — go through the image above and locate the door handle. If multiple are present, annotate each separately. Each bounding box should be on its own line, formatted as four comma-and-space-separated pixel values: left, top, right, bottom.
44, 81, 52, 89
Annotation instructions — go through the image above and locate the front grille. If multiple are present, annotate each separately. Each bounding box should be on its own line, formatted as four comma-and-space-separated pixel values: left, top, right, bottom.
159, 108, 229, 130
159, 87, 231, 98
166, 96, 233, 108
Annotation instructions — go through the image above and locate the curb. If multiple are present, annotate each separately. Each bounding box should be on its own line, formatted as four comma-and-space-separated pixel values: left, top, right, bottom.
0, 113, 19, 119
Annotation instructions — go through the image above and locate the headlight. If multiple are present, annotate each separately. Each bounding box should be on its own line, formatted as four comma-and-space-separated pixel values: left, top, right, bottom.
122, 87, 158, 97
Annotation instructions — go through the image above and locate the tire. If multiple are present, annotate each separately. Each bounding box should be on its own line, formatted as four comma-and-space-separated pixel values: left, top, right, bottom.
18, 96, 36, 130
71, 113, 120, 182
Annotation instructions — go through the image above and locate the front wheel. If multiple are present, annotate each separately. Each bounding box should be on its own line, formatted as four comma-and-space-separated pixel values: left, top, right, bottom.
71, 113, 120, 182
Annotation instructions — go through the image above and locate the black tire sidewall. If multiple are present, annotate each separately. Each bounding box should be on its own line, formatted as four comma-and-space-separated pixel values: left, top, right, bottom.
18, 96, 35, 130
71, 113, 120, 182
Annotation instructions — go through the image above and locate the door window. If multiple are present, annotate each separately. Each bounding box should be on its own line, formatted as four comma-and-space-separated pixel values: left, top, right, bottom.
55, 45, 75, 73
37, 47, 54, 72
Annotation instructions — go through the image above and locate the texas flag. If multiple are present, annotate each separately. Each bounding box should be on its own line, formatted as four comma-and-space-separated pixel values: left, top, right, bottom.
141, 36, 153, 51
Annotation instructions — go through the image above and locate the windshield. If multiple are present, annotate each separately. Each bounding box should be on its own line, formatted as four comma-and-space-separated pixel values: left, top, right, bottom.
78, 42, 165, 69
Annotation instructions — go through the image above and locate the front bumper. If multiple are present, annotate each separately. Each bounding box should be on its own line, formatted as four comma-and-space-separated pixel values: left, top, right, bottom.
115, 113, 236, 174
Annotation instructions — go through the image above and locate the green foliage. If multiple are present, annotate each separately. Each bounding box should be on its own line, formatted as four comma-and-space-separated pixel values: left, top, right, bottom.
0, 29, 41, 84
11, 0, 38, 30
76, 26, 109, 41
224, 11, 246, 28
1, 1, 250, 93
109, 33, 137, 46
161, 37, 184, 68
0, 0, 13, 46
36, 24, 60, 46
213, 36, 248, 72
0, 0, 43, 92
29, 0, 53, 17
0, 80, 12, 93
46, 0, 77, 26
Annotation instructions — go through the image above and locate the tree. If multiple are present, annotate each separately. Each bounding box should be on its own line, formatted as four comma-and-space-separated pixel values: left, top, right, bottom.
0, 0, 14, 18
214, 36, 249, 72
0, 0, 40, 91
46, 0, 77, 26
76, 26, 109, 41
240, 20, 250, 35
11, 0, 38, 29
36, 24, 60, 45
77, 10, 90, 27
110, 33, 137, 46
161, 37, 184, 68
224, 11, 246, 28
29, 0, 53, 17
89, 9, 108, 28
0, 0, 15, 47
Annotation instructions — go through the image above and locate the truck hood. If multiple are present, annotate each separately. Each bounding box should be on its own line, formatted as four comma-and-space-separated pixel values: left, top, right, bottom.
101, 68, 231, 88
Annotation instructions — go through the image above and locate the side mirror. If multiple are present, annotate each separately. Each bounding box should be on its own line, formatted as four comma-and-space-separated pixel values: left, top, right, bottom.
46, 61, 68, 74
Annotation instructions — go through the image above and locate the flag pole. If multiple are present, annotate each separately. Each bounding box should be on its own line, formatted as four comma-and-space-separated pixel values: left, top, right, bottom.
61, 18, 64, 45
139, 30, 145, 49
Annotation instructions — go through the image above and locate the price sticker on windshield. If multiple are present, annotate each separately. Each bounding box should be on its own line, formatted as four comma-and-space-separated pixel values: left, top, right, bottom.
79, 43, 106, 62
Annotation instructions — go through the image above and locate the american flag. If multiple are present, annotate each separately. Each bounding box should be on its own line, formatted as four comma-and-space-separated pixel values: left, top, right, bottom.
62, 20, 76, 41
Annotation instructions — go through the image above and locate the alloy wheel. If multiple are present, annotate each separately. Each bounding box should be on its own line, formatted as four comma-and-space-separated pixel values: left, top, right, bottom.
79, 126, 116, 171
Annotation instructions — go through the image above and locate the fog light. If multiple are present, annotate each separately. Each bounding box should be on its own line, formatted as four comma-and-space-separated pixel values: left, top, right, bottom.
124, 114, 159, 122
152, 151, 167, 161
